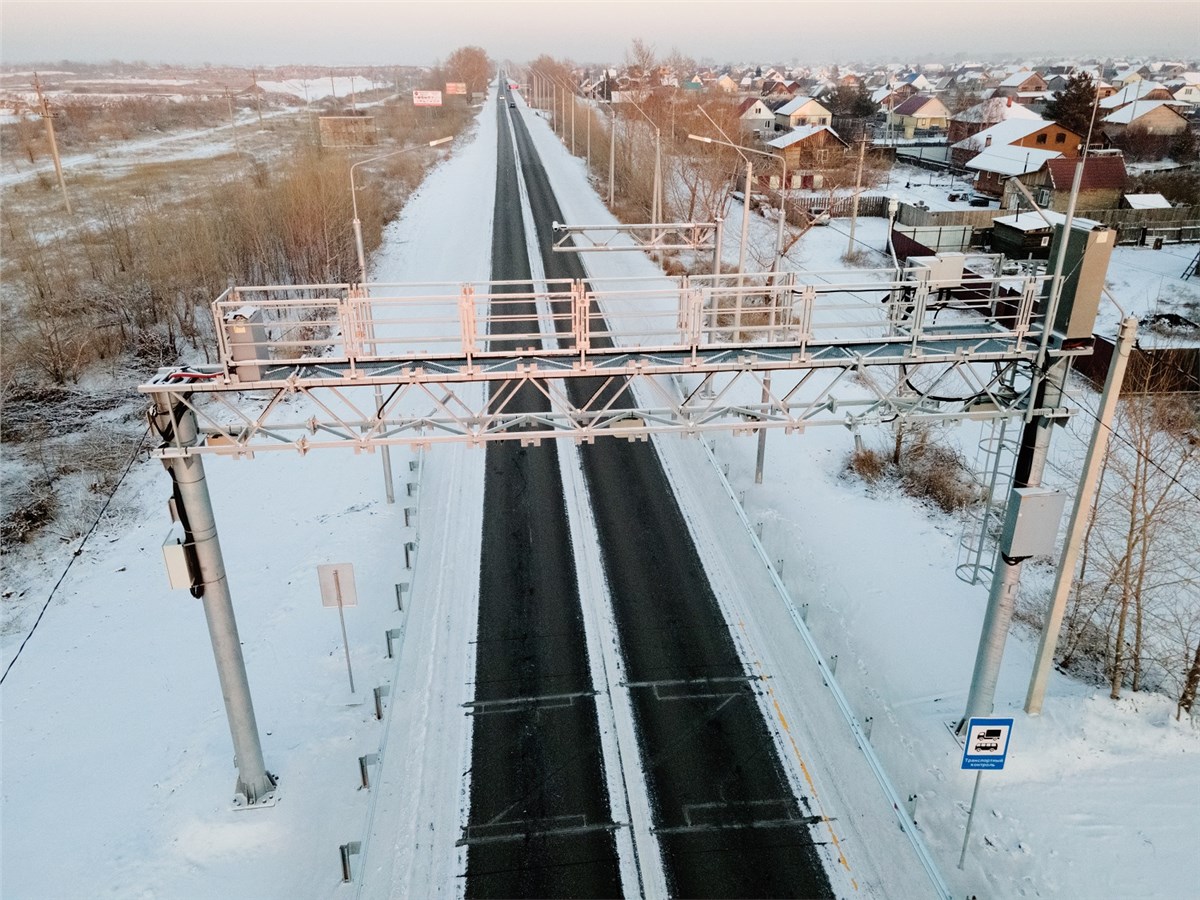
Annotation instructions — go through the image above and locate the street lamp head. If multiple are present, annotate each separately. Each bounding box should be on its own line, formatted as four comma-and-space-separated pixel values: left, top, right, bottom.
687, 134, 712, 143
428, 136, 453, 147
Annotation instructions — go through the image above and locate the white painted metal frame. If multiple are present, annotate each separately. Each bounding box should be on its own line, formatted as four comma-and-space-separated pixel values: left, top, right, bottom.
142, 265, 1067, 458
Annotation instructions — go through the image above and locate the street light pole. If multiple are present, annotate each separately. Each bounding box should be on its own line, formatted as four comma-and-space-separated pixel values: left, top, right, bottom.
689, 131, 789, 483
348, 136, 452, 506
626, 96, 663, 232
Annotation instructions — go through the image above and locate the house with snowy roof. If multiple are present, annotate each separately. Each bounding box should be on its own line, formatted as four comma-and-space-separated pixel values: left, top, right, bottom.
772, 95, 832, 131
1171, 73, 1200, 106
996, 70, 1047, 99
950, 118, 1082, 171
1101, 100, 1189, 137
1099, 81, 1176, 111
948, 96, 1042, 145
765, 125, 848, 187
966, 145, 1063, 204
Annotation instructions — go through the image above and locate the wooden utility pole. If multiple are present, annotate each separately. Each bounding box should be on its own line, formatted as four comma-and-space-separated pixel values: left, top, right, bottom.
224, 89, 242, 155
252, 72, 263, 127
33, 73, 72, 215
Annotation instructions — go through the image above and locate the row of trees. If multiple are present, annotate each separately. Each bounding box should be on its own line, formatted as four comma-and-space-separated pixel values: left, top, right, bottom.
1053, 383, 1199, 716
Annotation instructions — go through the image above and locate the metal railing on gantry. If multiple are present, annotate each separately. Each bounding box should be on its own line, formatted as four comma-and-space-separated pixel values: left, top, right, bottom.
140, 258, 1077, 457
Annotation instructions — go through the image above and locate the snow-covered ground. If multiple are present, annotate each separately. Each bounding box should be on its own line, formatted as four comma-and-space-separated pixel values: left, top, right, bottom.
3, 81, 1198, 900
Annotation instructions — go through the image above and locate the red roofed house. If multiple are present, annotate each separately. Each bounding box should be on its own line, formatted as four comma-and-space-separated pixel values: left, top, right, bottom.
887, 94, 951, 138
1035, 152, 1129, 210
736, 97, 776, 135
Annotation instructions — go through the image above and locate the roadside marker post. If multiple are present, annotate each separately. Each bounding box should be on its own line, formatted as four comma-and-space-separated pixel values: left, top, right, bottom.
957, 716, 1013, 870
318, 563, 358, 695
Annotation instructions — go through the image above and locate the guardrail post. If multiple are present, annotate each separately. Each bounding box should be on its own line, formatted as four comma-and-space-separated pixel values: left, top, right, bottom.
373, 685, 390, 720
386, 627, 405, 658
358, 752, 379, 789
339, 841, 362, 882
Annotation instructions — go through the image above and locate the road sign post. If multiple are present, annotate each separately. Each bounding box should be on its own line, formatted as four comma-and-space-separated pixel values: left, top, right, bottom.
958, 716, 1013, 870
318, 564, 359, 694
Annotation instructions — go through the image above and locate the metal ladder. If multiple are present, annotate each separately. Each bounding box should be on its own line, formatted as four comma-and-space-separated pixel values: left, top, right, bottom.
1184, 245, 1200, 280
956, 416, 1021, 586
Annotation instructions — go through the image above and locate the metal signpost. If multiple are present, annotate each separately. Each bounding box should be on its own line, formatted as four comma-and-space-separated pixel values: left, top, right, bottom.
958, 716, 1014, 869
318, 563, 359, 695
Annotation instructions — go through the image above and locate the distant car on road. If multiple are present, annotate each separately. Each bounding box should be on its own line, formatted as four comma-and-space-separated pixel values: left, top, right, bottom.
509, 101, 516, 108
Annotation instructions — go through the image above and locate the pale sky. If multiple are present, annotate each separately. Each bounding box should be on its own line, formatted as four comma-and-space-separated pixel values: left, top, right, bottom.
1, 0, 1195, 68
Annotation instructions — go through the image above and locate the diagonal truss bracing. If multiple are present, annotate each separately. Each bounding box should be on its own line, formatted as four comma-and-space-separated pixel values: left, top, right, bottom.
139, 262, 1086, 458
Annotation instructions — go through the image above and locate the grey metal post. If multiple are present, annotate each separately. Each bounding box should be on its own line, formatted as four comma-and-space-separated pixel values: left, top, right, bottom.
957, 771, 983, 869
1025, 316, 1138, 714
958, 355, 1069, 734
154, 397, 276, 806
736, 159, 753, 338
755, 374, 771, 484
608, 106, 615, 205
958, 152, 1087, 734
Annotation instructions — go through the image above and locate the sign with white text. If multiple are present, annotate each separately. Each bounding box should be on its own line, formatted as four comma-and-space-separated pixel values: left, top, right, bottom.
961, 717, 1013, 771
412, 90, 443, 107
445, 82, 467, 95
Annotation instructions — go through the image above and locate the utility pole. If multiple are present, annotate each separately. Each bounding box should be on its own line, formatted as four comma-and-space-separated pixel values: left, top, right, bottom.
847, 137, 866, 254
32, 73, 71, 215
151, 396, 277, 806
225, 89, 242, 156
1025, 316, 1138, 714
608, 105, 616, 205
958, 154, 1088, 734
252, 72, 263, 128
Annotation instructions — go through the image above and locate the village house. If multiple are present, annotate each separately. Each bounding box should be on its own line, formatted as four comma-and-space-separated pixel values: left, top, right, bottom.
947, 96, 1042, 145
996, 70, 1048, 99
1034, 152, 1129, 210
736, 97, 776, 136
966, 144, 1062, 205
1170, 73, 1200, 105
950, 118, 1082, 171
772, 95, 832, 131
765, 125, 848, 188
886, 93, 951, 138
1102, 100, 1190, 137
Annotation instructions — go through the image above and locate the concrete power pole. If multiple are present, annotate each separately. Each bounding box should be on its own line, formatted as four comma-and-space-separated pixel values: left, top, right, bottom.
152, 396, 276, 806
32, 73, 71, 215
1025, 316, 1139, 714
847, 138, 866, 254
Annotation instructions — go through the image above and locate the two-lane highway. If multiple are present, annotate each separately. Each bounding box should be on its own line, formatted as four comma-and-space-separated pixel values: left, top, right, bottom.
508, 92, 837, 898
462, 90, 621, 898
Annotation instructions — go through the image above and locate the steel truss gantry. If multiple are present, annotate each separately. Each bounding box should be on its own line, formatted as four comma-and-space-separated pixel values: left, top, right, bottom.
139, 260, 1079, 460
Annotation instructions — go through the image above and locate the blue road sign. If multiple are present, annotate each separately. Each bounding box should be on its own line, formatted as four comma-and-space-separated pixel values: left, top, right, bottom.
961, 717, 1013, 770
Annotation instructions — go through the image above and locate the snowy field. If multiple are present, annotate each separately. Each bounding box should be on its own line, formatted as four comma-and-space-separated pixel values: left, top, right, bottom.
2, 82, 1198, 900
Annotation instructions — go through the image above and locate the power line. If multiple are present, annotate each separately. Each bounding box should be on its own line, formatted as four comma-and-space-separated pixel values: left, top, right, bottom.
0, 424, 151, 686
1068, 391, 1200, 506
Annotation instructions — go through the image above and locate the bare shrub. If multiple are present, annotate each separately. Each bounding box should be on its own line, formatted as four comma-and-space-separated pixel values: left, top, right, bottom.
848, 447, 888, 483
1, 480, 58, 547
844, 430, 979, 513
899, 436, 978, 512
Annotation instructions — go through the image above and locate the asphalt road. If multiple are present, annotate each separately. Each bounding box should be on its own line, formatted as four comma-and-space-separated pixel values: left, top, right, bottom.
508, 99, 836, 899
461, 92, 621, 899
